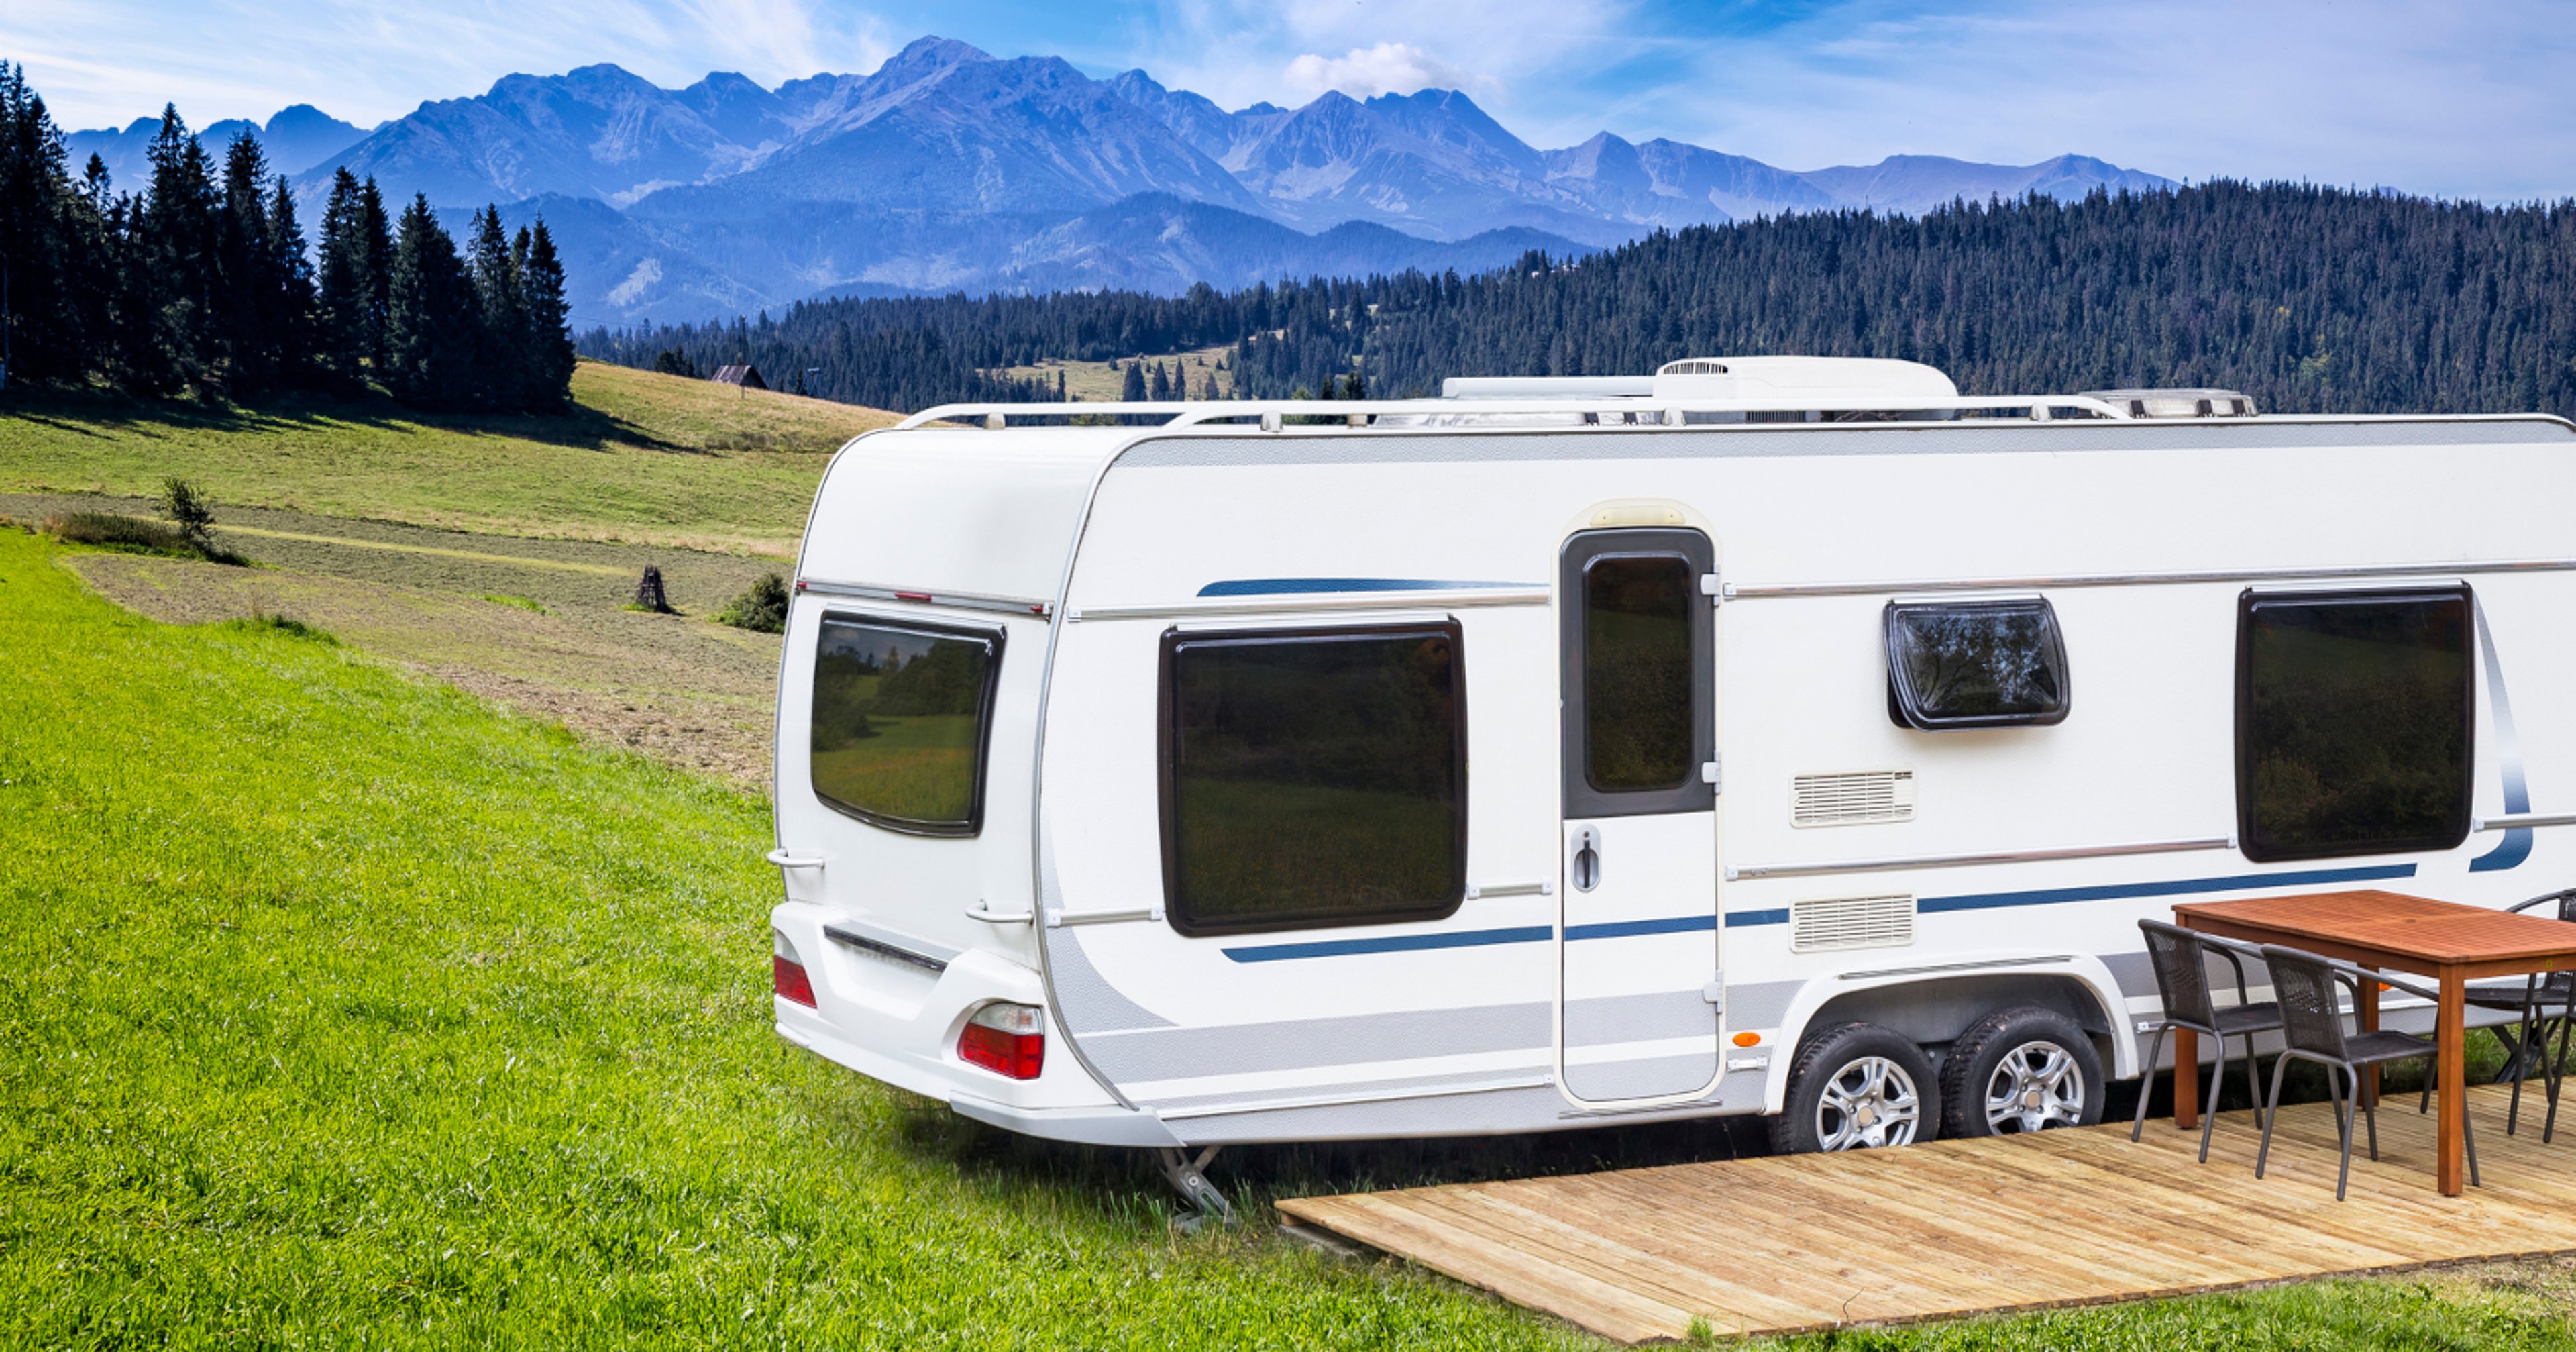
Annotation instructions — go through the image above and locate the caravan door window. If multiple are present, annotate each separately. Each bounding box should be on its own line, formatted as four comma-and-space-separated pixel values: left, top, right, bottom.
2235, 587, 2473, 862
810, 614, 1004, 836
1159, 623, 1466, 936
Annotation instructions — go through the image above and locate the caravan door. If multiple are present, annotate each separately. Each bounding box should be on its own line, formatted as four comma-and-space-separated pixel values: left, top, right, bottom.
1557, 527, 1723, 1105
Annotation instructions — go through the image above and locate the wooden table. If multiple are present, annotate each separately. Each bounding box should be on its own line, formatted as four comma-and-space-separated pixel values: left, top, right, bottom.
2174, 889, 2576, 1196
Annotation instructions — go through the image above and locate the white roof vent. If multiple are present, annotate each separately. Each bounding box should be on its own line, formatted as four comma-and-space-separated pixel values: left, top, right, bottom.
1652, 356, 1959, 403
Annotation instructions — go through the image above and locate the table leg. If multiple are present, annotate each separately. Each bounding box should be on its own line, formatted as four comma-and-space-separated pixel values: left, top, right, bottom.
2174, 1025, 2199, 1130
2439, 967, 2466, 1196
2357, 968, 2380, 1110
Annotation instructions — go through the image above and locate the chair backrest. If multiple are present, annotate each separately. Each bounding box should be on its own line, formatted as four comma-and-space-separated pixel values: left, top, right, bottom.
2538, 889, 2576, 924
2260, 945, 2350, 1061
2138, 919, 2218, 1030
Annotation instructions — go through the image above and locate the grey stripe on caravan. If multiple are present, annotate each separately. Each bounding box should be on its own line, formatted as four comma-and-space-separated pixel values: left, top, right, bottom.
1118, 418, 2566, 470
1141, 1066, 1550, 1112
1041, 926, 1174, 1032
1074, 980, 1807, 1083
1565, 1053, 1720, 1103
1165, 1065, 1772, 1145
1564, 989, 1715, 1049
1079, 1000, 1548, 1082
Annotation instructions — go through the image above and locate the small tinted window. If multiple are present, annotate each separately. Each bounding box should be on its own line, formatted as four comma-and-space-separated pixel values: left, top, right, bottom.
1585, 556, 1697, 791
1886, 599, 2071, 729
1161, 623, 1465, 935
811, 615, 1002, 835
2237, 588, 2472, 862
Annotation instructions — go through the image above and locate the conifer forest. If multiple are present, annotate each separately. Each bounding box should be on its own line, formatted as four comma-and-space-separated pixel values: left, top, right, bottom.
0, 65, 574, 411
586, 183, 2576, 420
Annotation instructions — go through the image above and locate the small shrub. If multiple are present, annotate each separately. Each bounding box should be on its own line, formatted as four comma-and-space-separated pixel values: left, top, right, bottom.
715, 572, 790, 633
44, 511, 195, 554
480, 594, 549, 614
221, 608, 337, 644
159, 477, 217, 552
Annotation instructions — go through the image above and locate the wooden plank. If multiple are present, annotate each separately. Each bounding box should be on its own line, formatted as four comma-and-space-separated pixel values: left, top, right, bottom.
1282, 1086, 2576, 1344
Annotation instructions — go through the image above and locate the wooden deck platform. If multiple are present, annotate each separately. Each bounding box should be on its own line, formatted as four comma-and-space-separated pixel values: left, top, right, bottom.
1277, 1084, 2576, 1343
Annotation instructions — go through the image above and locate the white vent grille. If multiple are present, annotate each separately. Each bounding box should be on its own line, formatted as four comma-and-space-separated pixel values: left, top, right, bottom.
1793, 770, 1916, 827
1790, 895, 1917, 954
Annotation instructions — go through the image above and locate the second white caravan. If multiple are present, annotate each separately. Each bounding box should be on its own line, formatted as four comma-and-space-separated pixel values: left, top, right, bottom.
765, 356, 2574, 1198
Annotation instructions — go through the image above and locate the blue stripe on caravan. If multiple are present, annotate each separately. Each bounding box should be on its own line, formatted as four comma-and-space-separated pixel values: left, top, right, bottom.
1221, 924, 1553, 964
1565, 915, 1717, 941
1224, 862, 2425, 956
1195, 578, 1538, 596
1913, 863, 2418, 916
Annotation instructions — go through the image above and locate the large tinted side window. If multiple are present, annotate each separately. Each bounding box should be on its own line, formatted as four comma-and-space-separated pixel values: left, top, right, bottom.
2236, 588, 2472, 862
1161, 623, 1465, 935
811, 614, 1002, 836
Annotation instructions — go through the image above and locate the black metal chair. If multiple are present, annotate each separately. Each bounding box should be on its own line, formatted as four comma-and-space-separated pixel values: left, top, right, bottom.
2256, 944, 2477, 1201
2133, 919, 2285, 1161
2451, 888, 2576, 1139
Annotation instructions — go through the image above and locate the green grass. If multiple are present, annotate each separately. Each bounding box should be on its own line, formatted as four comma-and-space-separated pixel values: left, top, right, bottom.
0, 529, 1582, 1349
0, 362, 897, 556
9, 526, 2576, 1348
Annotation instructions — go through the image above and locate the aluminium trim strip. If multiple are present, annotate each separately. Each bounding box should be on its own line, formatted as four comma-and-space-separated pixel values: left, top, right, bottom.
1727, 835, 2234, 881
1729, 556, 2576, 601
822, 922, 953, 974
1068, 586, 1550, 622
1046, 905, 1164, 928
796, 576, 1053, 617
1152, 1073, 1558, 1121
2477, 813, 2576, 831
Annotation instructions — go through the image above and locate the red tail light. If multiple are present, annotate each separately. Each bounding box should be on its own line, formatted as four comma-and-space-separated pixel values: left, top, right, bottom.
958, 1002, 1044, 1080
772, 931, 816, 1008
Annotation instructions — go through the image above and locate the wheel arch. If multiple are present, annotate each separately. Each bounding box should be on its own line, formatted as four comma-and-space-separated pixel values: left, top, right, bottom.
1764, 956, 2133, 1113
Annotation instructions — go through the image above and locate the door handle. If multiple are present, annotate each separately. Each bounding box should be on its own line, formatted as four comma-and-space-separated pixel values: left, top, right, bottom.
1570, 825, 1602, 892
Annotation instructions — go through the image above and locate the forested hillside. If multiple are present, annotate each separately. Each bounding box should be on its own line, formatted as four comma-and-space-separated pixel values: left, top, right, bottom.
587, 183, 2576, 419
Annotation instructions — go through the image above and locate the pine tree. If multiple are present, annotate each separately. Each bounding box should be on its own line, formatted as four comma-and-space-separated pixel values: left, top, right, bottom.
383, 194, 479, 409
519, 219, 576, 407
466, 205, 525, 408
0, 62, 97, 386
315, 169, 374, 384
214, 132, 280, 393
356, 176, 392, 371
1120, 358, 1145, 401
140, 105, 219, 395
266, 176, 314, 385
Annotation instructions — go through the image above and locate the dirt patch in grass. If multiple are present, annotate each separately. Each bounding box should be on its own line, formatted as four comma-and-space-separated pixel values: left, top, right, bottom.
67, 551, 781, 785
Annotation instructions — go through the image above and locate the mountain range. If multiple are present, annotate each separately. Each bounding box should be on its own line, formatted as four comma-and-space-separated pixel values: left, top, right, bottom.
68, 37, 2172, 327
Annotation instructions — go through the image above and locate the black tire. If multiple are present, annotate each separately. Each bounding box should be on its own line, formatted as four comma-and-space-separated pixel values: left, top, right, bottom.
1768, 1021, 1941, 1154
1940, 1005, 2106, 1139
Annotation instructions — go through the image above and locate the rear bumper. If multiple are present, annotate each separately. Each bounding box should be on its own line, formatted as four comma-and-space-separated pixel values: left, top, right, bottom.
771, 902, 1174, 1146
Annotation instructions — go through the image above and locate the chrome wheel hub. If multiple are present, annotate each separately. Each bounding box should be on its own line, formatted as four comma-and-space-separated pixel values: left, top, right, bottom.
1984, 1040, 2085, 1133
1815, 1055, 1922, 1150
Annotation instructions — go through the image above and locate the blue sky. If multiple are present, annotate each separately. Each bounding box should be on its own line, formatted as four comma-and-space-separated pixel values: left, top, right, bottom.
7, 0, 2573, 200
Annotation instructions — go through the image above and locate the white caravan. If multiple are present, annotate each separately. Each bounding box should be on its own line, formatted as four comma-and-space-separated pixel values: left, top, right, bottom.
765, 356, 2576, 1209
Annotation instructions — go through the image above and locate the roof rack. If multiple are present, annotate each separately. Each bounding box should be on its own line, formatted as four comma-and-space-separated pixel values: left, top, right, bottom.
894, 394, 2135, 432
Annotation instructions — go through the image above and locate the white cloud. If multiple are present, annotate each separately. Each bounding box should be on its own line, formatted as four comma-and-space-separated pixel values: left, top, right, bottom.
1281, 42, 1468, 100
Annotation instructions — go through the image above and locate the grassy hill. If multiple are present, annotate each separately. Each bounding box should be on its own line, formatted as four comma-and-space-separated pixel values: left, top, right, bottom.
0, 362, 896, 556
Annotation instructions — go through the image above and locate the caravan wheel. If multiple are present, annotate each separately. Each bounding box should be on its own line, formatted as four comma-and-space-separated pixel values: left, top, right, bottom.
1940, 1006, 2105, 1138
1768, 1023, 1939, 1154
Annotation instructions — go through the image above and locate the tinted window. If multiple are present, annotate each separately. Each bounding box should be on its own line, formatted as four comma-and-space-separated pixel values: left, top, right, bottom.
811, 615, 1002, 835
1585, 556, 1695, 790
1161, 623, 1465, 935
2237, 588, 2472, 862
1885, 599, 2072, 729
